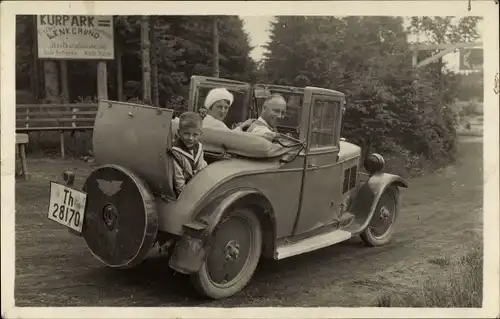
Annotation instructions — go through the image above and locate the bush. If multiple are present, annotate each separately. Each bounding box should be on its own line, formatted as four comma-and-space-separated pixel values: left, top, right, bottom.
376, 245, 483, 307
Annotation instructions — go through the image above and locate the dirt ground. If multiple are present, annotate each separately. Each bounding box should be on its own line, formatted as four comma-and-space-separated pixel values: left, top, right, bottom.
14, 136, 483, 307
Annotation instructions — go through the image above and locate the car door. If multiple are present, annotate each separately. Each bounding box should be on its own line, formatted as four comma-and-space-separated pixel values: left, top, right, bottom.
188, 76, 252, 128
293, 87, 345, 236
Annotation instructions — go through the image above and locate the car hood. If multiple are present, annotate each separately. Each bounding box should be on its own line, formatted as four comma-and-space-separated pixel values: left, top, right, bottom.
338, 140, 361, 161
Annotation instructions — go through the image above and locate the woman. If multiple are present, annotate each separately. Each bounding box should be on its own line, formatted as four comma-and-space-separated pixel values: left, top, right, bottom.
202, 87, 254, 131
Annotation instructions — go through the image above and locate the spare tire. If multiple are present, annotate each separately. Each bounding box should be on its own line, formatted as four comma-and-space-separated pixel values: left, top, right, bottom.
82, 164, 158, 269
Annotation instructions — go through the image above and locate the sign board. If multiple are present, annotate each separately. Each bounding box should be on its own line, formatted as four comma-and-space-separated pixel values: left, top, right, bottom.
459, 48, 483, 71
37, 15, 114, 60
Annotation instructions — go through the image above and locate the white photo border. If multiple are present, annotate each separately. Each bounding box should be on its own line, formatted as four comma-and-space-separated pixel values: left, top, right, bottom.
1, 1, 498, 318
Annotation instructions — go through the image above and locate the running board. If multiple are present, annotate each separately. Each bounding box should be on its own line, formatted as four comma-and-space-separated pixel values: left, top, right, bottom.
275, 230, 352, 260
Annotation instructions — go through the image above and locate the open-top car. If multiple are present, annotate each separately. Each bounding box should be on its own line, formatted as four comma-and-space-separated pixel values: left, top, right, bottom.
47, 75, 408, 299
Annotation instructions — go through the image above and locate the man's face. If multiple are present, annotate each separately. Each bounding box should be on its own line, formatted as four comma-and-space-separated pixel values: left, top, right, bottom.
179, 127, 202, 149
262, 97, 287, 128
207, 100, 230, 121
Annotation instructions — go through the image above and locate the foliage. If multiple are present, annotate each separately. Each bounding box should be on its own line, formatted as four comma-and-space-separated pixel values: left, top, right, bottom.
16, 16, 36, 94
408, 16, 481, 44
15, 15, 256, 109
16, 15, 481, 173
454, 71, 483, 102
261, 16, 480, 168
110, 15, 256, 106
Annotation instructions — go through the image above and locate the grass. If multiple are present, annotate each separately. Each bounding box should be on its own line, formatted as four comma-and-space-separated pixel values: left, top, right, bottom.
376, 245, 483, 308
428, 255, 452, 267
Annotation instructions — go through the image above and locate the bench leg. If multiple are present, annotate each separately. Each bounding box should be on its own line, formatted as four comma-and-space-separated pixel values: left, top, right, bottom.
60, 132, 65, 160
19, 144, 28, 181
15, 145, 20, 177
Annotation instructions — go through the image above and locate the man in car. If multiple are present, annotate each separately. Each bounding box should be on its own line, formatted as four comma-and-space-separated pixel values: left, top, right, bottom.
246, 93, 287, 141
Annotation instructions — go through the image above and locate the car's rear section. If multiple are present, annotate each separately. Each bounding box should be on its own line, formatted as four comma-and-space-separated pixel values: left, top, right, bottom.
56, 100, 177, 268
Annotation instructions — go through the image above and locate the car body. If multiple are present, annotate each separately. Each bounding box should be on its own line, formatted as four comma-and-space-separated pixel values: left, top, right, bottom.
49, 75, 408, 300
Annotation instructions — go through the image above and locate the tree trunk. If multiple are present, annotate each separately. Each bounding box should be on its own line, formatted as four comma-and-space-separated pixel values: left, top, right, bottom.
115, 18, 124, 102
141, 15, 152, 104
43, 60, 60, 103
212, 17, 220, 77
150, 16, 160, 107
436, 57, 445, 126
60, 60, 69, 103
30, 15, 40, 99
116, 48, 124, 101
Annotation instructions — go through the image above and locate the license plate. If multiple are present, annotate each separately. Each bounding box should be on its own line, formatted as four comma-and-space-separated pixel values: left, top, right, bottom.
48, 181, 87, 233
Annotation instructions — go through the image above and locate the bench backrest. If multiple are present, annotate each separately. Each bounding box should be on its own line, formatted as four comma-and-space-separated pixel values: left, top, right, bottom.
16, 103, 98, 132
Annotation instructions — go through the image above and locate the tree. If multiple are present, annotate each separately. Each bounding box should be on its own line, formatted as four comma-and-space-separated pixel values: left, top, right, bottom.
150, 16, 160, 106
15, 15, 257, 109
140, 16, 152, 104
408, 17, 481, 156
212, 17, 220, 77
262, 16, 463, 165
408, 18, 481, 115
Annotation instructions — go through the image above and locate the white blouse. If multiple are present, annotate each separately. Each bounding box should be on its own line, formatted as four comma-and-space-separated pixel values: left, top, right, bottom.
203, 114, 230, 130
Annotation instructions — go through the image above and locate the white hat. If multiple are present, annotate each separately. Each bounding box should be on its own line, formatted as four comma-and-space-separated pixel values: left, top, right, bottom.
204, 88, 234, 109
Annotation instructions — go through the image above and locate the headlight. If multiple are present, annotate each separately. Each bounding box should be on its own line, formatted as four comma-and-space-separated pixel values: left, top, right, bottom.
364, 153, 385, 175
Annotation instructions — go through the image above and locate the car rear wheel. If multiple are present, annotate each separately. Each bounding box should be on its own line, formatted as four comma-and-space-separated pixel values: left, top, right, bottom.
360, 185, 398, 247
191, 208, 262, 299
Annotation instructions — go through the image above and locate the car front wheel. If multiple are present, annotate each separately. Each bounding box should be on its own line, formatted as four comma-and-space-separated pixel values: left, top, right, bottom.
191, 207, 262, 299
360, 185, 399, 246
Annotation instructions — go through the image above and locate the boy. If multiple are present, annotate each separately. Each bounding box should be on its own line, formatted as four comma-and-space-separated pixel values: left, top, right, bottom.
171, 112, 208, 197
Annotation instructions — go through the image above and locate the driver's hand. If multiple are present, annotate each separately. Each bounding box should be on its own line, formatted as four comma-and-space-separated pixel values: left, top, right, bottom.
240, 118, 255, 128
270, 132, 283, 143
237, 118, 256, 131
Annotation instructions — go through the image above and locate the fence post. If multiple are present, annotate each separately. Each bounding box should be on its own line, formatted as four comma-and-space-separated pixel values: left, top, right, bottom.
25, 108, 30, 129
60, 130, 65, 160
72, 107, 77, 128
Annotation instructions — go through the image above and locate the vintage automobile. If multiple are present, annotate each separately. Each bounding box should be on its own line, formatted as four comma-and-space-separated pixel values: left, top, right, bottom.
47, 75, 408, 300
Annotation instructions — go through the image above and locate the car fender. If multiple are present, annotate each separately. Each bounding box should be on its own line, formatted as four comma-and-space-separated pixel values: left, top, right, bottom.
168, 187, 276, 274
348, 172, 408, 235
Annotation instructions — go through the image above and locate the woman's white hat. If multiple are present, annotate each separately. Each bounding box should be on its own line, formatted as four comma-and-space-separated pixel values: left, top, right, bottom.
204, 88, 234, 109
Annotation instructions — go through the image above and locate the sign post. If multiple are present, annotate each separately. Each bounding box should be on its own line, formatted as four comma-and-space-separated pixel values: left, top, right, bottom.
36, 15, 115, 100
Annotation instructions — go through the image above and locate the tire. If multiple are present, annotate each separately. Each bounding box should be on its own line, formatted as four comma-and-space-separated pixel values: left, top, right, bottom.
360, 185, 399, 247
191, 208, 262, 299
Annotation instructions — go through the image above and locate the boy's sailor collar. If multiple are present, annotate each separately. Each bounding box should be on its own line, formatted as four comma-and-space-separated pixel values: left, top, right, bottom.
172, 136, 203, 163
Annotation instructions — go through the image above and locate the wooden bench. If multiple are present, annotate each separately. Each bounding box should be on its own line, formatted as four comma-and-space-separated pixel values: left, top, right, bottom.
16, 103, 98, 159
16, 133, 29, 181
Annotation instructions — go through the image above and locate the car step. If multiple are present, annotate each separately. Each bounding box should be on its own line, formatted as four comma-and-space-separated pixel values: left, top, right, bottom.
275, 230, 352, 260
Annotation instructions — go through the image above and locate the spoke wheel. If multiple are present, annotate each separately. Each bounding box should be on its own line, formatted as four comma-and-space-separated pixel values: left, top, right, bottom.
361, 186, 398, 247
191, 208, 262, 299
